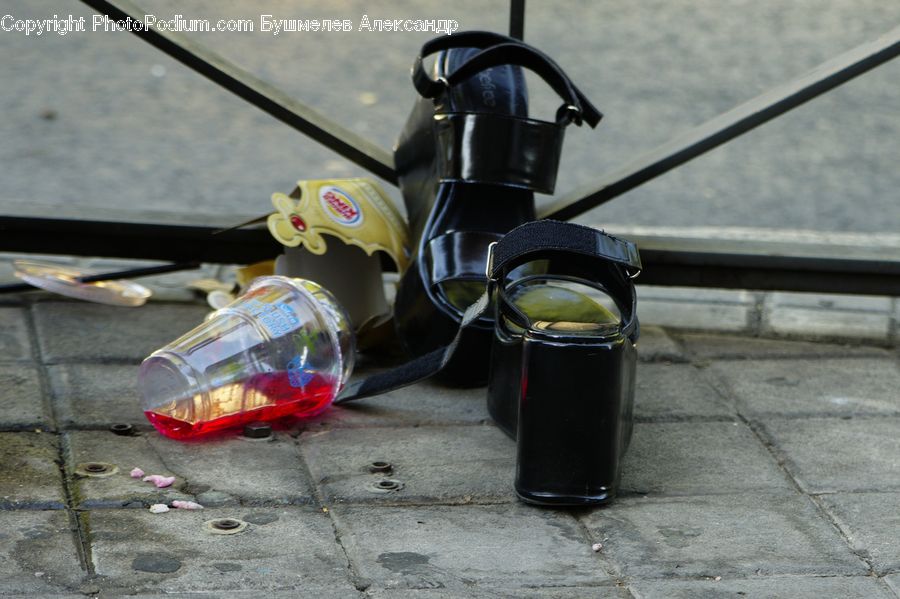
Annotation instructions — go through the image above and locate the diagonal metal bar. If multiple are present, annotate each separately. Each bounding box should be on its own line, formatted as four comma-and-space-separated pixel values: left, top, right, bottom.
79, 0, 397, 183
509, 0, 526, 40
541, 24, 900, 221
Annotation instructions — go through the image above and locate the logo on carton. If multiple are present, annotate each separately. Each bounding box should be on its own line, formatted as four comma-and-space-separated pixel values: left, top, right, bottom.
318, 186, 363, 228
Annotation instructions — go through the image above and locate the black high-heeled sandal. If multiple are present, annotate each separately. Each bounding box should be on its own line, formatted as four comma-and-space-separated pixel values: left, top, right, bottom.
393, 31, 602, 385
485, 220, 641, 506
335, 220, 641, 507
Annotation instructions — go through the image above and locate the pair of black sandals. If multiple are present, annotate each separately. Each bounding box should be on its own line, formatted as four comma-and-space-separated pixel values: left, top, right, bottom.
338, 31, 641, 507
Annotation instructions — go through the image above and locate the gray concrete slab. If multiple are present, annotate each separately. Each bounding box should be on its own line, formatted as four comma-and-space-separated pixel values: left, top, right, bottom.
0, 432, 65, 509
365, 587, 630, 599
0, 363, 49, 430
47, 363, 147, 429
87, 507, 356, 595
633, 364, 733, 421
628, 576, 894, 599
764, 304, 892, 343
635, 326, 685, 363
637, 301, 752, 335
68, 430, 313, 508
300, 425, 514, 505
759, 417, 900, 494
674, 332, 890, 361
820, 492, 900, 575
0, 307, 32, 361
331, 504, 611, 591
0, 510, 85, 595
307, 380, 490, 430
709, 358, 900, 417
620, 422, 792, 496
580, 493, 865, 578
32, 301, 208, 363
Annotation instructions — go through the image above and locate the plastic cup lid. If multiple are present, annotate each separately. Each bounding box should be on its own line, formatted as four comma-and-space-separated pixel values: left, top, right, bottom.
13, 260, 152, 307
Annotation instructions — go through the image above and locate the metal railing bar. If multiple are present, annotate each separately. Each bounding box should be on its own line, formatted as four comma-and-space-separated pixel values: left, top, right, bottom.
541, 24, 900, 221
509, 0, 526, 40
79, 0, 397, 183
3, 215, 898, 294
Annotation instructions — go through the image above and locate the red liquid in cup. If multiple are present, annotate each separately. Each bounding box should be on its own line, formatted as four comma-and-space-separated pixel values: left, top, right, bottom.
144, 372, 336, 440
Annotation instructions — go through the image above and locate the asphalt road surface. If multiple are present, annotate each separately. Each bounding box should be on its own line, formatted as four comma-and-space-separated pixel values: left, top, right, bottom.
1, 0, 898, 233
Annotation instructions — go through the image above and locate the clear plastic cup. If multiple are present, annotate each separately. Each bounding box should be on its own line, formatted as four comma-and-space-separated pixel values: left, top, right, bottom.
138, 277, 355, 439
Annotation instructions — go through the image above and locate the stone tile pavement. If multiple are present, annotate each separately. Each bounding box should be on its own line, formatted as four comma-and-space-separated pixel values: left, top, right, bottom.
0, 298, 899, 597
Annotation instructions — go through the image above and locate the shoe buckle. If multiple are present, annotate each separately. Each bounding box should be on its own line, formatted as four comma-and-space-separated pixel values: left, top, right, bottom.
485, 241, 499, 282
557, 104, 583, 126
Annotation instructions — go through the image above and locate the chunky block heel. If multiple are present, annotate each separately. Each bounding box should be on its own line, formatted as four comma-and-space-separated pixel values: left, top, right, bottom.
512, 332, 636, 505
485, 221, 641, 506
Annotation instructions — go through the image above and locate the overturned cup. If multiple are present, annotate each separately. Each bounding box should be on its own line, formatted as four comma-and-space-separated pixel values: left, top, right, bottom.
138, 277, 354, 439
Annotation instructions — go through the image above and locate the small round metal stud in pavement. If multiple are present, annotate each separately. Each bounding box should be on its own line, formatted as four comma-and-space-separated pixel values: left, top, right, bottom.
74, 462, 119, 477
368, 461, 393, 474
368, 479, 404, 493
109, 423, 134, 436
242, 422, 272, 440
204, 518, 249, 535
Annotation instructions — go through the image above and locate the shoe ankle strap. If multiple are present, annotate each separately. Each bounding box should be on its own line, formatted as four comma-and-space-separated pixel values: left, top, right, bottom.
487, 220, 641, 341
411, 31, 602, 127
412, 31, 529, 98
335, 221, 640, 404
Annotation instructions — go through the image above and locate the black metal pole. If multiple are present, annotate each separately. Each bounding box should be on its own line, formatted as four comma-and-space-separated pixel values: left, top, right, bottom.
509, 0, 526, 40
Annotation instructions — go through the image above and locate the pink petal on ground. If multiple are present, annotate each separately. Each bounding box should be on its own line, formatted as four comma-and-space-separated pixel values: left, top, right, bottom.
130, 468, 145, 478
142, 474, 176, 488
171, 500, 204, 510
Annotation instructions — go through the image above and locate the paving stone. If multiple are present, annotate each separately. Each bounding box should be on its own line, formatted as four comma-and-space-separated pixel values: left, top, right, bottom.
32, 301, 209, 362
331, 504, 610, 590
709, 358, 900, 417
0, 307, 32, 360
0, 510, 85, 594
123, 593, 359, 599
821, 492, 900, 575
68, 430, 313, 507
636, 326, 685, 363
674, 332, 890, 360
637, 299, 751, 333
629, 576, 894, 599
87, 507, 355, 594
47, 363, 146, 428
301, 425, 515, 505
308, 379, 490, 430
768, 292, 893, 313
0, 363, 50, 429
634, 363, 733, 420
581, 493, 865, 578
764, 304, 891, 342
620, 421, 792, 496
760, 417, 900, 494
0, 432, 65, 509
637, 286, 755, 305
365, 587, 629, 598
